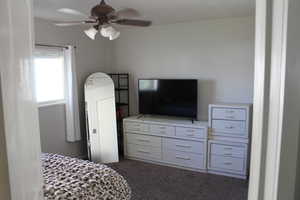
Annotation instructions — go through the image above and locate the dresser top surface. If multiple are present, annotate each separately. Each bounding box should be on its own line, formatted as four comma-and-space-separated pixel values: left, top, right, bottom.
209, 103, 252, 109
124, 115, 208, 128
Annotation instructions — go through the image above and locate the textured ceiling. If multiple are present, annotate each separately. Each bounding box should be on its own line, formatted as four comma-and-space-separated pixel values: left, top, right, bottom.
33, 0, 255, 25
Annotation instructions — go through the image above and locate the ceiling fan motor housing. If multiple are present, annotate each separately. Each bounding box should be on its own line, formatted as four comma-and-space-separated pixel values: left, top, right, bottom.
91, 2, 115, 16
91, 0, 115, 25
55, 0, 151, 32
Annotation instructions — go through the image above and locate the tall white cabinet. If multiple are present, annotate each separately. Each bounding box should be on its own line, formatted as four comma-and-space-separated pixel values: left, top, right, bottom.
208, 104, 252, 179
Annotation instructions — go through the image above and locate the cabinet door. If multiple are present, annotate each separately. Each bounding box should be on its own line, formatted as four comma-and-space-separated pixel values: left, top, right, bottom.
96, 98, 119, 163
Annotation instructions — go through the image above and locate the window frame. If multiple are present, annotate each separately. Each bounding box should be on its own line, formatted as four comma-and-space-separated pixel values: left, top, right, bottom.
33, 47, 67, 107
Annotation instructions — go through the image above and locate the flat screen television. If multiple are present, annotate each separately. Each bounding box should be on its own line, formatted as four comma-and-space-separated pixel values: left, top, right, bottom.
138, 79, 197, 119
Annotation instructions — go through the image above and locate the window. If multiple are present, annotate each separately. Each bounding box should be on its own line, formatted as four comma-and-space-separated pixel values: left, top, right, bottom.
33, 48, 66, 105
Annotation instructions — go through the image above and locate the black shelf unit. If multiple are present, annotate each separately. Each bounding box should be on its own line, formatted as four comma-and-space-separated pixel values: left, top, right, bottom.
108, 73, 129, 156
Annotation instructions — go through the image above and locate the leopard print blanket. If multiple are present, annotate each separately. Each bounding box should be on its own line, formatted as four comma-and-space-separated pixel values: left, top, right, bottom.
42, 153, 131, 200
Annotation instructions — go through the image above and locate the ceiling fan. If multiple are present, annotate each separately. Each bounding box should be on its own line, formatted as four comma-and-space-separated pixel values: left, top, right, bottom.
54, 0, 152, 40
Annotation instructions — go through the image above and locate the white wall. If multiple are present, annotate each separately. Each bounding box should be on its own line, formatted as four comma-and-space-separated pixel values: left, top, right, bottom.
34, 18, 111, 157
277, 0, 300, 199
110, 17, 254, 120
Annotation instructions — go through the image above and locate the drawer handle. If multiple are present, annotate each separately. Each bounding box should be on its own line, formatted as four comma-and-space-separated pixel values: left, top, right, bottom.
225, 110, 235, 113
160, 131, 166, 134
225, 116, 235, 119
225, 126, 234, 129
186, 129, 195, 133
224, 153, 233, 156
175, 156, 191, 160
137, 139, 150, 143
186, 133, 195, 137
224, 162, 232, 165
131, 124, 140, 127
138, 150, 150, 154
159, 127, 166, 130
175, 144, 192, 148
224, 147, 233, 150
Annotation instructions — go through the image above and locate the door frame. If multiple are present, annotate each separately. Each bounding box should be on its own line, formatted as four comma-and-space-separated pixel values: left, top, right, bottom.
0, 0, 291, 199
248, 0, 289, 199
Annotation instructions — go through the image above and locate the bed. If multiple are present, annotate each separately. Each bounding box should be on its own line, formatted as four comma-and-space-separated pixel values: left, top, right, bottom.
42, 153, 131, 200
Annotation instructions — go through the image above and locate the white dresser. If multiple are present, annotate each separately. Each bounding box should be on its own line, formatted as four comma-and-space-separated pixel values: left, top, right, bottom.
123, 116, 208, 171
208, 104, 252, 179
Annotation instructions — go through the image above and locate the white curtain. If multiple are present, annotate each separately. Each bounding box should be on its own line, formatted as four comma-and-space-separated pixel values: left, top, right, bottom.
64, 45, 81, 142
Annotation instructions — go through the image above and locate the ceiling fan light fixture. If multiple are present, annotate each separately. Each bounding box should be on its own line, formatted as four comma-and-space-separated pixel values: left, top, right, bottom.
100, 26, 114, 37
100, 26, 120, 40
109, 31, 120, 40
84, 27, 98, 40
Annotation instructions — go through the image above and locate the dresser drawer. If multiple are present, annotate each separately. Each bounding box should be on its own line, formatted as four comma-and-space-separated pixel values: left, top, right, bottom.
125, 122, 149, 132
211, 120, 246, 136
126, 133, 161, 147
212, 107, 246, 121
163, 138, 205, 154
209, 155, 245, 173
126, 144, 162, 160
176, 127, 206, 139
163, 150, 205, 169
150, 124, 175, 137
210, 143, 246, 158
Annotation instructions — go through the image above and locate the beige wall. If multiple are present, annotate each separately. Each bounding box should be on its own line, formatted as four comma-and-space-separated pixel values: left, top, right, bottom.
34, 18, 111, 157
110, 17, 255, 120
0, 81, 11, 200
296, 132, 300, 200
277, 0, 300, 199
35, 17, 255, 157
38, 104, 84, 156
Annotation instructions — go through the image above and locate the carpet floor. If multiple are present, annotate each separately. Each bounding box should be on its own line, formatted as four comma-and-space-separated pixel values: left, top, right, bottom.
108, 159, 248, 200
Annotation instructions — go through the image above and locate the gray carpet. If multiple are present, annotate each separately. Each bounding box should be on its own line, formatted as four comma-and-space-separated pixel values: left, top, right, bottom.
108, 159, 248, 200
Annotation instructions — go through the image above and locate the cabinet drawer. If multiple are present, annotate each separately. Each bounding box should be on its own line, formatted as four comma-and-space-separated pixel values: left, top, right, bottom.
210, 143, 246, 158
212, 107, 246, 121
163, 150, 205, 169
126, 144, 162, 160
163, 138, 204, 154
126, 133, 161, 147
150, 124, 175, 137
176, 127, 206, 139
125, 122, 149, 132
212, 120, 246, 136
209, 155, 245, 172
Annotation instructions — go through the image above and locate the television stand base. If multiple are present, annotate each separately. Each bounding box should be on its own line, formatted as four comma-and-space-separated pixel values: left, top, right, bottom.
136, 114, 144, 119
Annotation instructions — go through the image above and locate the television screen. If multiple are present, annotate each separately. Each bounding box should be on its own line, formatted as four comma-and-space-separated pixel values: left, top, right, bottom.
138, 79, 197, 119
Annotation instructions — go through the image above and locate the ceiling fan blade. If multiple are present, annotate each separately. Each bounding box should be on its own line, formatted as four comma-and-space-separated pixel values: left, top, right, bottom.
114, 8, 141, 18
113, 19, 152, 27
57, 8, 88, 18
54, 20, 97, 27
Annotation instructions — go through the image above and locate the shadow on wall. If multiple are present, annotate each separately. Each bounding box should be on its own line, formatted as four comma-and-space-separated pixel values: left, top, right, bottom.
198, 80, 216, 121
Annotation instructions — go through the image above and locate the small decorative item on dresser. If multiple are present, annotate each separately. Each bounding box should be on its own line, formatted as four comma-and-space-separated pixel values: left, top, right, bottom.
207, 103, 252, 179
